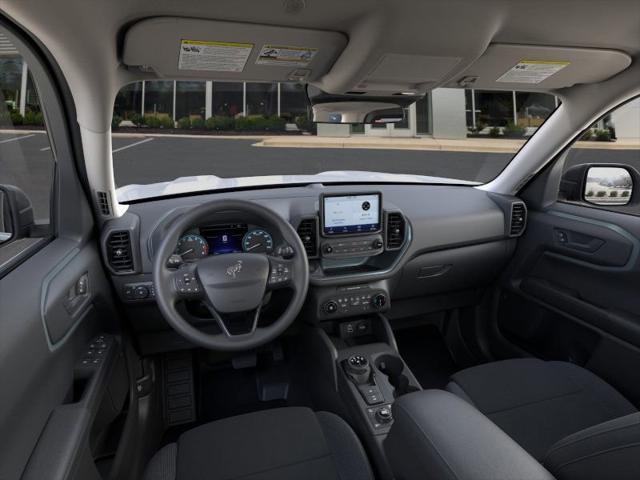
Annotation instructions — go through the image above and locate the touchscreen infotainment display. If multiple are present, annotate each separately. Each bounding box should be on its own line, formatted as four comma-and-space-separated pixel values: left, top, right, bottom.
322, 193, 381, 235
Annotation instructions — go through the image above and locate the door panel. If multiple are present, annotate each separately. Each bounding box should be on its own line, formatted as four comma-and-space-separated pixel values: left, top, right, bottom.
0, 22, 128, 480
498, 201, 640, 404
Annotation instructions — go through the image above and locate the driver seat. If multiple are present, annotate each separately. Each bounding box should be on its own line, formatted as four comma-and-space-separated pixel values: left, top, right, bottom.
143, 407, 374, 480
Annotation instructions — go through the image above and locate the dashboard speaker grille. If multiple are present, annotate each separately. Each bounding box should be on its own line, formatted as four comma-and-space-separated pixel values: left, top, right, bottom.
510, 202, 527, 236
297, 218, 318, 258
106, 231, 134, 272
96, 191, 111, 216
386, 212, 406, 250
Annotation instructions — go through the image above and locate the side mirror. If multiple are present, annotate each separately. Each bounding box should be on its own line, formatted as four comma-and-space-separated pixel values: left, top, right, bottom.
0, 185, 34, 244
584, 166, 633, 206
559, 164, 635, 207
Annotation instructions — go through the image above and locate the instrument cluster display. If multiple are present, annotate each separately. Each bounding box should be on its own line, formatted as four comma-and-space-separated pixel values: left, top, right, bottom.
174, 223, 274, 260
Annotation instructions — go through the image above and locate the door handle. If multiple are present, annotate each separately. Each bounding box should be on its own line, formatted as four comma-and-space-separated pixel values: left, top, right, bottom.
554, 229, 605, 253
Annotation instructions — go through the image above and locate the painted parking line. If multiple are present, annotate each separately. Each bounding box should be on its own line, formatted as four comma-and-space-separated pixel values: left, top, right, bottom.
40, 146, 51, 151
112, 137, 154, 153
0, 133, 35, 144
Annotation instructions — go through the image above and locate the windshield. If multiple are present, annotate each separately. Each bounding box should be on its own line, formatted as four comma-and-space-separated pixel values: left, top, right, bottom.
111, 82, 560, 201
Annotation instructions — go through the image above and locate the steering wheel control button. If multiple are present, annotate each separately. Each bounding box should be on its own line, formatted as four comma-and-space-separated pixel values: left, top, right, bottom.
176, 271, 201, 295
269, 261, 291, 286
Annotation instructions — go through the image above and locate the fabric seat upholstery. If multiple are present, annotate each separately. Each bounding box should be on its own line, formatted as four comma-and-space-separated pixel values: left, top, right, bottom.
446, 358, 636, 460
144, 407, 373, 480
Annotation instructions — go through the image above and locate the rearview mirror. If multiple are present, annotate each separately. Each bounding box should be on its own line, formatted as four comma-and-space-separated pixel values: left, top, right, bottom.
584, 166, 633, 206
306, 85, 422, 124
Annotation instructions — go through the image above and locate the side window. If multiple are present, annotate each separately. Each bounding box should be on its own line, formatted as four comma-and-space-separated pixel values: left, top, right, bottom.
0, 30, 56, 252
560, 98, 640, 216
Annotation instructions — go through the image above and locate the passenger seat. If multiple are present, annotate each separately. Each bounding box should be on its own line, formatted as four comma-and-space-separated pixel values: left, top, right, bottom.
447, 358, 640, 479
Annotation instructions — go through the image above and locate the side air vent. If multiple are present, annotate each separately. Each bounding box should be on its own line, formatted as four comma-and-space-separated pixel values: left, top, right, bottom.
297, 218, 318, 258
96, 191, 111, 216
386, 212, 406, 250
106, 231, 134, 272
509, 202, 527, 237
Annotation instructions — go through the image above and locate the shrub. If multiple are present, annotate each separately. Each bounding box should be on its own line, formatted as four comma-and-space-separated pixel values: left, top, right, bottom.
143, 115, 161, 128
585, 190, 594, 197
111, 115, 122, 130
34, 112, 45, 126
294, 114, 316, 133
609, 190, 618, 197
264, 115, 286, 131
234, 116, 253, 131
190, 117, 205, 130
488, 126, 501, 138
10, 111, 23, 125
129, 113, 142, 126
596, 191, 607, 197
0, 111, 10, 126
580, 129, 593, 141
177, 116, 191, 129
206, 115, 235, 131
23, 110, 37, 125
159, 116, 174, 129
503, 121, 525, 137
621, 191, 630, 197
595, 129, 611, 142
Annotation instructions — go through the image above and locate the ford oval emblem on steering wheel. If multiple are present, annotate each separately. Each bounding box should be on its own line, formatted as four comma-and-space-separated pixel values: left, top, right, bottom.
225, 260, 243, 278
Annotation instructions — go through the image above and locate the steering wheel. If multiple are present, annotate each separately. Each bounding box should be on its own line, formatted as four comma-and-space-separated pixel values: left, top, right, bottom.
153, 199, 309, 351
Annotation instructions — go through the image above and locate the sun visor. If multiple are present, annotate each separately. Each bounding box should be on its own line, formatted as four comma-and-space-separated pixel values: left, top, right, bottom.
447, 44, 631, 91
122, 18, 347, 82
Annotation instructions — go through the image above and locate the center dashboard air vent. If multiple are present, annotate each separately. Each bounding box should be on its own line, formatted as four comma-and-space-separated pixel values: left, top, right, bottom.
509, 202, 527, 237
296, 218, 318, 258
106, 230, 134, 272
386, 212, 406, 250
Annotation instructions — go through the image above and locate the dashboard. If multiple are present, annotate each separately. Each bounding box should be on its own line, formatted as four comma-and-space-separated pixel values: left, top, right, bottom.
100, 184, 526, 353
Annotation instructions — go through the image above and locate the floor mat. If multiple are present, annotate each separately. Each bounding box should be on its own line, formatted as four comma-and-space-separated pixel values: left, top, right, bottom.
394, 325, 458, 389
198, 345, 315, 423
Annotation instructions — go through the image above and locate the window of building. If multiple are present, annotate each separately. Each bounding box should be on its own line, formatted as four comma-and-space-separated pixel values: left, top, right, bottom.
213, 82, 243, 117
416, 96, 431, 135
280, 83, 309, 121
144, 80, 173, 118
114, 82, 143, 121
176, 81, 206, 120
245, 82, 277, 117
516, 92, 556, 128
474, 90, 513, 127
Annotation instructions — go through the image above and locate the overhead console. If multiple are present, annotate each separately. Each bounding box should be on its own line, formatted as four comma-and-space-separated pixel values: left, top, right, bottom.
122, 17, 347, 83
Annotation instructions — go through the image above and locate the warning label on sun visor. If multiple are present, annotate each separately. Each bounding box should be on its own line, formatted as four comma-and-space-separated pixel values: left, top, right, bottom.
178, 40, 253, 72
256, 45, 318, 67
496, 60, 570, 84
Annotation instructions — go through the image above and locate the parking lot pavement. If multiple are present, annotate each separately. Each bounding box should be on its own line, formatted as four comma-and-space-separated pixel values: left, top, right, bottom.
1, 131, 639, 220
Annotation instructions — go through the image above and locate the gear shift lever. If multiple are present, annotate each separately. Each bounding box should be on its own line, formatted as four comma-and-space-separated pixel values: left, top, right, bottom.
345, 354, 371, 385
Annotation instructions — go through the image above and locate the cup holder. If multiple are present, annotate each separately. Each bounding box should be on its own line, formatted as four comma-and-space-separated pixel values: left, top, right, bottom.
375, 354, 420, 398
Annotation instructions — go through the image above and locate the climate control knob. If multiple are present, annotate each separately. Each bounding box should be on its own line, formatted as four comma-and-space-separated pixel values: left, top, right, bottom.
372, 293, 387, 309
